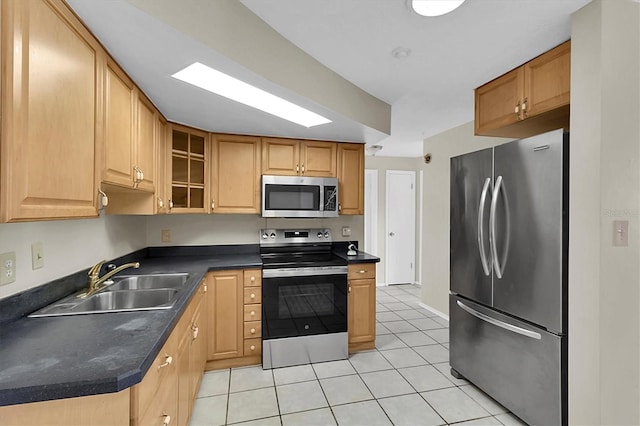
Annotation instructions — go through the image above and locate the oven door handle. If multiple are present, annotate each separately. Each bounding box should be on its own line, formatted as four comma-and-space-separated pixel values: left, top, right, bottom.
263, 266, 348, 278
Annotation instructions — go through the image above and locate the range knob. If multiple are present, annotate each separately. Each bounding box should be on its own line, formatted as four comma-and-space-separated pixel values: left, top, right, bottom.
262, 233, 268, 240
270, 233, 276, 239
324, 231, 330, 238
317, 232, 323, 238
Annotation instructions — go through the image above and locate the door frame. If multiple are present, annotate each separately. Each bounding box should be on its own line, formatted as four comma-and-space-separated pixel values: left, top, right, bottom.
385, 170, 416, 285
364, 169, 378, 258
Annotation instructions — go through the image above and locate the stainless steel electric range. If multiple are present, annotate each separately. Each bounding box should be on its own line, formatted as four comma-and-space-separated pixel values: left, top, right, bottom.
260, 228, 348, 369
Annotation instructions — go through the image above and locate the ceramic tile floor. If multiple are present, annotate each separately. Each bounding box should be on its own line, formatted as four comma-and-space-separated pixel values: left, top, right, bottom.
190, 284, 528, 426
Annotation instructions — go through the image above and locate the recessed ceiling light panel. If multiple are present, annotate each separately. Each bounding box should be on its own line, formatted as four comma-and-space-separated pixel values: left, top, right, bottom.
410, 0, 465, 17
171, 62, 332, 128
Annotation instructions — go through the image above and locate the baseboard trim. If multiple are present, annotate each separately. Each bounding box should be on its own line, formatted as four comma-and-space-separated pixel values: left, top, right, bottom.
418, 302, 449, 321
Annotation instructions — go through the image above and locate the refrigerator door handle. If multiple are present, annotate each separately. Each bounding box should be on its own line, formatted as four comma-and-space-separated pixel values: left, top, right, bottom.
457, 300, 542, 340
490, 175, 505, 278
477, 177, 492, 276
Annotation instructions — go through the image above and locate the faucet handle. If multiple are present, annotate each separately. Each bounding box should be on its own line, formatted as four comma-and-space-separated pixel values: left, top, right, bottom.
88, 260, 106, 277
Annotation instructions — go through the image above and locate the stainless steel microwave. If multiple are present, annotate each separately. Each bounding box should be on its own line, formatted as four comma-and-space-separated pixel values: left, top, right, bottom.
261, 175, 339, 218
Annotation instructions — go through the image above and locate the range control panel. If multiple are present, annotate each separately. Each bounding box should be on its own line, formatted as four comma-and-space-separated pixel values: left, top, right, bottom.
259, 229, 332, 245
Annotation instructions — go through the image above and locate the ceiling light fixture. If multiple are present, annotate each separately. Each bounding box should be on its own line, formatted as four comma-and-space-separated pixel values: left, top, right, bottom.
409, 0, 465, 17
171, 62, 332, 128
391, 46, 412, 59
367, 145, 383, 156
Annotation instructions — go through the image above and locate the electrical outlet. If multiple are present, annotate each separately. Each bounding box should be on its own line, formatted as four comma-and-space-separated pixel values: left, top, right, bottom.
161, 229, 172, 243
0, 252, 16, 286
342, 226, 351, 237
31, 242, 44, 270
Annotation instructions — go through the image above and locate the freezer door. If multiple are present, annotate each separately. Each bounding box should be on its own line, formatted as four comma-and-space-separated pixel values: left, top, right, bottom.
450, 295, 566, 426
491, 129, 567, 333
450, 148, 493, 305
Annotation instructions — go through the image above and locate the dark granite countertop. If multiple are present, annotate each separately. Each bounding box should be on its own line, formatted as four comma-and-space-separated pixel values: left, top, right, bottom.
333, 250, 381, 264
0, 247, 261, 407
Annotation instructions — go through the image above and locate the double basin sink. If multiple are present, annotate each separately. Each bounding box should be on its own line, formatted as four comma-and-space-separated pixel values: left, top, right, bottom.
29, 273, 189, 317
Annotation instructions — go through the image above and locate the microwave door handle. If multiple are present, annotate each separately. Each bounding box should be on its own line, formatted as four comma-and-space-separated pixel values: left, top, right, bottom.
319, 186, 324, 212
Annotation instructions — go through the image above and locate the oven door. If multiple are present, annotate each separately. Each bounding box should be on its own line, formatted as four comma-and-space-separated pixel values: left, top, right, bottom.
262, 269, 347, 340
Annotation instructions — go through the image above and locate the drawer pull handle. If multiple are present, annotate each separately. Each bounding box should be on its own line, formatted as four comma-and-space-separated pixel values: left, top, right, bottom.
250, 328, 256, 334
192, 325, 199, 340
250, 345, 256, 351
359, 270, 366, 274
158, 355, 173, 370
162, 414, 171, 426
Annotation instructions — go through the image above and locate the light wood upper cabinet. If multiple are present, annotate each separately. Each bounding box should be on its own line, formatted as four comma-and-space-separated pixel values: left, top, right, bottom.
475, 41, 570, 138
167, 124, 208, 213
207, 270, 244, 360
211, 134, 261, 214
337, 143, 364, 215
0, 0, 102, 222
103, 59, 156, 192
103, 60, 135, 188
262, 138, 336, 177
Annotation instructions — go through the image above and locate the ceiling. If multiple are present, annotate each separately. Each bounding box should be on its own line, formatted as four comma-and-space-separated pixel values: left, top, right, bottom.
68, 0, 591, 157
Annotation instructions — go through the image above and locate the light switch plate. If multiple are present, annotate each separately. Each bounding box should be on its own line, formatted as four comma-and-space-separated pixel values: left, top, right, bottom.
0, 252, 16, 285
31, 242, 44, 270
613, 220, 629, 247
161, 229, 172, 243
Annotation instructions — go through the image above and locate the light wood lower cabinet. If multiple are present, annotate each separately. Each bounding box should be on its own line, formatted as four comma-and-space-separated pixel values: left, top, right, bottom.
0, 389, 130, 426
348, 263, 377, 352
206, 269, 262, 370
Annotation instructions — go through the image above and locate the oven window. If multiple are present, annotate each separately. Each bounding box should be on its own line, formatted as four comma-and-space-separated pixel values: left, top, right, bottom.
262, 274, 347, 339
264, 184, 320, 211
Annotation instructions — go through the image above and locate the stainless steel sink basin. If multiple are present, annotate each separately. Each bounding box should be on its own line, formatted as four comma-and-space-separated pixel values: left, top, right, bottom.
71, 289, 178, 313
29, 273, 189, 317
106, 273, 188, 291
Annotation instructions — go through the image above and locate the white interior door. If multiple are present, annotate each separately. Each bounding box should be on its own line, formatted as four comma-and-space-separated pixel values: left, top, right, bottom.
364, 169, 378, 255
386, 170, 416, 285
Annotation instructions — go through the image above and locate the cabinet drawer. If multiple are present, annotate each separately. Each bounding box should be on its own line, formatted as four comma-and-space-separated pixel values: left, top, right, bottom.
134, 332, 178, 422
244, 304, 261, 321
244, 269, 262, 287
244, 287, 262, 304
244, 321, 262, 339
244, 338, 262, 356
348, 264, 376, 280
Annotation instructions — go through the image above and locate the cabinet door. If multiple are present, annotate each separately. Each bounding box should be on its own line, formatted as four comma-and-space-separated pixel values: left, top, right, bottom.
524, 41, 570, 118
0, 0, 101, 222
337, 143, 364, 215
104, 60, 135, 187
135, 93, 156, 192
207, 271, 244, 360
261, 138, 300, 176
474, 67, 524, 135
176, 321, 191, 426
190, 296, 206, 401
301, 141, 337, 177
348, 278, 376, 345
211, 134, 261, 213
168, 125, 208, 213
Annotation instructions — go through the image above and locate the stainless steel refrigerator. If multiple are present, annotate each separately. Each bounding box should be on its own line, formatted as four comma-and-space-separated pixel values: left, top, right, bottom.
449, 129, 568, 426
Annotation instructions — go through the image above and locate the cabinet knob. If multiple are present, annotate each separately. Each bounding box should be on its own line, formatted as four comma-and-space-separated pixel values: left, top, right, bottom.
162, 414, 171, 426
250, 276, 255, 282
250, 345, 256, 351
158, 355, 173, 370
250, 311, 255, 316
359, 270, 366, 274
250, 293, 256, 299
250, 328, 256, 334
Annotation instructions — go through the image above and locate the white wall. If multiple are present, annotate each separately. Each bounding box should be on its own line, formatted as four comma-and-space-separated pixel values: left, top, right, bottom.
420, 122, 512, 315
569, 0, 640, 423
364, 156, 422, 285
0, 214, 147, 299
145, 214, 364, 247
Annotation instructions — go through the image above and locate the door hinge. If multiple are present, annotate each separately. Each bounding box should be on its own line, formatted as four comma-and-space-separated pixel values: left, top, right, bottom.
410, 262, 413, 269
411, 183, 414, 190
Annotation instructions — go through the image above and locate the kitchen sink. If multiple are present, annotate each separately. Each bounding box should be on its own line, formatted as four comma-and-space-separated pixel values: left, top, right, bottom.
29, 273, 189, 317
106, 273, 188, 291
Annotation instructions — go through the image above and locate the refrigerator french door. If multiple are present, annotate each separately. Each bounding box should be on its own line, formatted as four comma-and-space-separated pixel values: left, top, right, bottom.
450, 129, 568, 426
